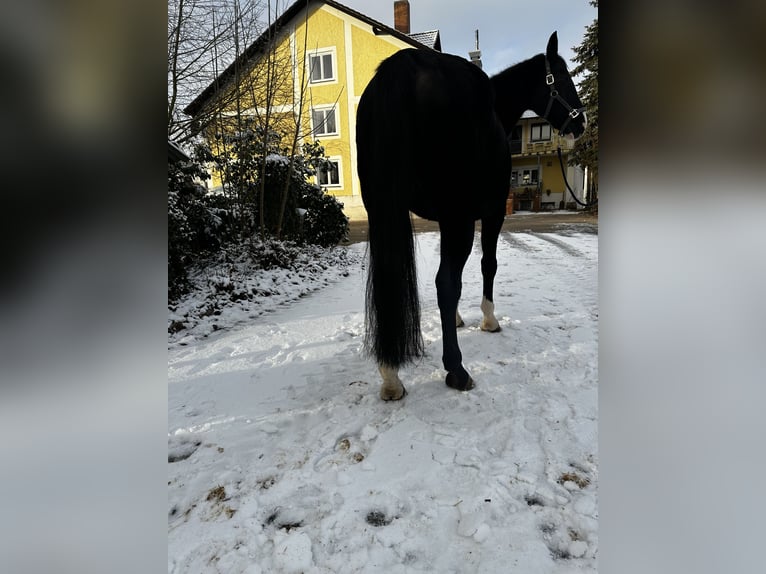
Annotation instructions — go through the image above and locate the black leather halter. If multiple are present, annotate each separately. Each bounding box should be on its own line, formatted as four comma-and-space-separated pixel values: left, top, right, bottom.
543, 56, 586, 136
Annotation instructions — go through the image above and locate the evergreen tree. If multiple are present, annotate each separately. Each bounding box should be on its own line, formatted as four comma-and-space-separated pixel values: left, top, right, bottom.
570, 1, 598, 199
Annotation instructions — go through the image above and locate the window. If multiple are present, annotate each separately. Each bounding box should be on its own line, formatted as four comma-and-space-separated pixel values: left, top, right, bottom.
509, 125, 523, 154
511, 168, 539, 188
309, 50, 335, 84
311, 107, 338, 137
530, 123, 552, 141
522, 168, 539, 186
318, 158, 341, 188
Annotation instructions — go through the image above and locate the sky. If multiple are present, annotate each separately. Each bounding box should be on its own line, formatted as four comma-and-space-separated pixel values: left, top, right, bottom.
320, 0, 597, 76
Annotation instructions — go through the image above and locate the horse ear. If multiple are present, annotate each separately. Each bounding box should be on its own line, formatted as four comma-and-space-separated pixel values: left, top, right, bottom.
546, 31, 558, 57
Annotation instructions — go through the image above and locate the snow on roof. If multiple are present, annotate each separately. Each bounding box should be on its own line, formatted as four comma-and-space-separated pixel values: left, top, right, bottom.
168, 140, 190, 163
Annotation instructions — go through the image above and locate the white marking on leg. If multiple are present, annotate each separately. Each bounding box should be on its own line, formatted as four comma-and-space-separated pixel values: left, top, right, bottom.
480, 296, 501, 332
378, 364, 406, 401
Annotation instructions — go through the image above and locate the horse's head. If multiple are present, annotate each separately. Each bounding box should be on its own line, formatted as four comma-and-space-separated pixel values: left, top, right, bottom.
534, 32, 587, 140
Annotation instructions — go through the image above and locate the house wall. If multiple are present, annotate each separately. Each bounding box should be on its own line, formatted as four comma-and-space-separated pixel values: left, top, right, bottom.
351, 25, 402, 96
198, 1, 435, 220
293, 6, 350, 200
290, 2, 414, 219
201, 35, 299, 190
510, 117, 584, 210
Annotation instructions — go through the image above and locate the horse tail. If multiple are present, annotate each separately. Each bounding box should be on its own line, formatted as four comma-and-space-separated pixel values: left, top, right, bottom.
364, 202, 424, 369
357, 54, 424, 368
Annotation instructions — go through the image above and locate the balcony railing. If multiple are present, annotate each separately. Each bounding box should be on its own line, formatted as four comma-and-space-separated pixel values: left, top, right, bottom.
528, 140, 553, 153
514, 135, 573, 155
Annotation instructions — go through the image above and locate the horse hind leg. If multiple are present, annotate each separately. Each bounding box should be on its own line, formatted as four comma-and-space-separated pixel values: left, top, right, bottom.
436, 219, 476, 391
480, 296, 501, 332
379, 365, 406, 401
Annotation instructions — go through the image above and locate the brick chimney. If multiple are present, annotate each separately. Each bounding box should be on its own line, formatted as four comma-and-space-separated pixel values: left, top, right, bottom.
394, 1, 410, 34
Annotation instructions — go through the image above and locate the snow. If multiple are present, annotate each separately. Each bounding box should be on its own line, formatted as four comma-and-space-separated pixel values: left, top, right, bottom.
169, 243, 360, 345
266, 153, 290, 165
168, 226, 598, 573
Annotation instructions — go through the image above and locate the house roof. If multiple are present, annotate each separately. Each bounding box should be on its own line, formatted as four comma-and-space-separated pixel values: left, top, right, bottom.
408, 30, 441, 51
168, 140, 190, 163
184, 0, 441, 118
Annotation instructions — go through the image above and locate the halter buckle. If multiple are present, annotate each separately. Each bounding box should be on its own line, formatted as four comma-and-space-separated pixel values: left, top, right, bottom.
569, 109, 580, 119
546, 73, 555, 86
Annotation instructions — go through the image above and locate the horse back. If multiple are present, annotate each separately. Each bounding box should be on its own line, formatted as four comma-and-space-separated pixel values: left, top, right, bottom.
357, 49, 509, 222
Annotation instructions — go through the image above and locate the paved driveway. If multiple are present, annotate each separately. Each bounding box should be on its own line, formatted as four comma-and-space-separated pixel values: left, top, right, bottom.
345, 211, 598, 244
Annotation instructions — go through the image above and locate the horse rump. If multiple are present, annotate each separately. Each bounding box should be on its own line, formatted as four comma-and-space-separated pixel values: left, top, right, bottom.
357, 53, 425, 369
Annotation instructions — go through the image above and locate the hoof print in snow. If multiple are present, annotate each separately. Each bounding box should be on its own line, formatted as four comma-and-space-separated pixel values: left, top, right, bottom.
365, 510, 393, 527
539, 522, 556, 535
277, 520, 303, 533
168, 438, 202, 463
257, 476, 277, 490
557, 472, 590, 489
550, 547, 572, 561
568, 528, 586, 542
524, 495, 545, 507
331, 437, 366, 464
265, 508, 304, 532
540, 523, 589, 561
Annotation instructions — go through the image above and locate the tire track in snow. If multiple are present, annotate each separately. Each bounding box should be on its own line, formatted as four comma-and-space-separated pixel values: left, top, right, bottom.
528, 231, 586, 259
499, 231, 543, 254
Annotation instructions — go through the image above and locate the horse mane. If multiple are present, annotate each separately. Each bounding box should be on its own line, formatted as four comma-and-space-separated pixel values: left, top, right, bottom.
490, 54, 545, 132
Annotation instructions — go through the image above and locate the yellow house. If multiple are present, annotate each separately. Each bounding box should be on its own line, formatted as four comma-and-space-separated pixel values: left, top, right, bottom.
508, 111, 587, 211
184, 0, 441, 220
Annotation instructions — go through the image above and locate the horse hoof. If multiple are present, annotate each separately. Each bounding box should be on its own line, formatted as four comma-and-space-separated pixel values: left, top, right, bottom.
480, 323, 502, 333
380, 385, 407, 401
445, 372, 475, 391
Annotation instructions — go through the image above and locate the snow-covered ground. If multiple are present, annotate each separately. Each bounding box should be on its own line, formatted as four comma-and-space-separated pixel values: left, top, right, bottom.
168, 225, 598, 573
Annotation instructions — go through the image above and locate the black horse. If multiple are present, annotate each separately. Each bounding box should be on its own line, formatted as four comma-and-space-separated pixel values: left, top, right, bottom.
356, 32, 586, 400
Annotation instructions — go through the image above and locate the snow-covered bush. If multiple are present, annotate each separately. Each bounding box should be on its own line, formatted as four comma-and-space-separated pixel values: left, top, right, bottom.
299, 184, 348, 247
168, 152, 222, 299
169, 130, 349, 302
207, 130, 348, 246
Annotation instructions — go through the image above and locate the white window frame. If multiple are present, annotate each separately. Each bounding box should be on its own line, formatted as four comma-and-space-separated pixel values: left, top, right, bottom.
307, 48, 337, 85
317, 157, 342, 189
530, 122, 552, 141
311, 105, 340, 138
